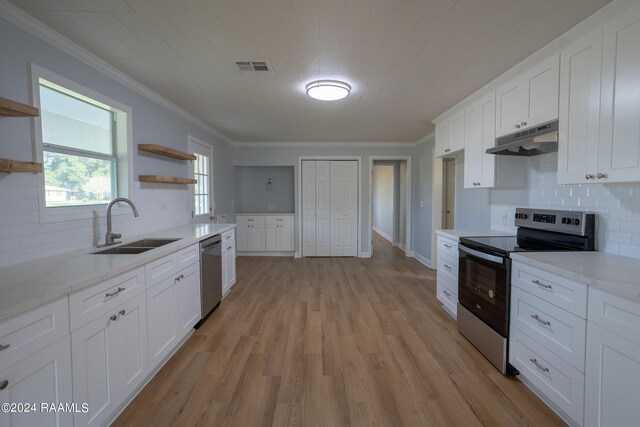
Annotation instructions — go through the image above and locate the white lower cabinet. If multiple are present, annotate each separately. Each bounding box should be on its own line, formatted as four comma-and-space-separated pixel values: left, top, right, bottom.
222, 229, 237, 295
584, 288, 640, 427
146, 276, 178, 369
237, 214, 294, 254
175, 262, 201, 339
436, 236, 459, 318
0, 337, 73, 427
72, 292, 148, 427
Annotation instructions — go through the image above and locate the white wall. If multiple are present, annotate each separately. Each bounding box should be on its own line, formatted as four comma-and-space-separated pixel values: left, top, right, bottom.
372, 165, 394, 241
0, 17, 233, 267
234, 166, 294, 213
454, 154, 491, 229
491, 152, 640, 258
398, 161, 407, 246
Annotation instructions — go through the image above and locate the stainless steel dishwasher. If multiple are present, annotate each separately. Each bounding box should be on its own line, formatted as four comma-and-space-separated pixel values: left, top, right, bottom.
198, 234, 222, 327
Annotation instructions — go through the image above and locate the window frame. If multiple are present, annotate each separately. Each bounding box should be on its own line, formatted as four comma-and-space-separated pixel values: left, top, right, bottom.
30, 63, 134, 224
188, 135, 214, 223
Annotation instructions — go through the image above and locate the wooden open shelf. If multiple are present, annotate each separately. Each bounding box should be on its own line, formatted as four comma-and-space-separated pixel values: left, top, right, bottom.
0, 96, 39, 117
138, 144, 196, 161
0, 158, 43, 173
139, 175, 197, 185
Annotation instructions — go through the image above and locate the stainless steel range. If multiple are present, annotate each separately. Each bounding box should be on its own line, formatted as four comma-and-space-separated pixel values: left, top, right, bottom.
456, 208, 595, 374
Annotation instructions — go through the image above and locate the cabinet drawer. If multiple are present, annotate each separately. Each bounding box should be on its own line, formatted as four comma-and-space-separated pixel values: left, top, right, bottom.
588, 288, 640, 346
438, 237, 458, 259
511, 287, 586, 371
512, 261, 587, 318
236, 215, 266, 225
177, 243, 199, 270
510, 327, 585, 425
438, 253, 458, 281
222, 229, 235, 242
223, 237, 236, 254
0, 297, 69, 371
266, 215, 294, 225
437, 275, 457, 317
70, 267, 145, 331
145, 253, 178, 289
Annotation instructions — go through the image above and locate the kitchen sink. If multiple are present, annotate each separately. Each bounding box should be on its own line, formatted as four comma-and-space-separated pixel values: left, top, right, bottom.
92, 238, 182, 255
120, 238, 182, 248
93, 247, 153, 255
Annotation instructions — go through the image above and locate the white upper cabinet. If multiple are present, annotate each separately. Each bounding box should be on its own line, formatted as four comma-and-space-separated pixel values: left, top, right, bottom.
435, 109, 465, 157
496, 54, 560, 137
558, 28, 603, 184
598, 3, 640, 183
464, 92, 496, 188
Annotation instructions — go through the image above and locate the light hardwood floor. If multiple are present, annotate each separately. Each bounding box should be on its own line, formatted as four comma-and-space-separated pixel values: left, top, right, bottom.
114, 234, 564, 427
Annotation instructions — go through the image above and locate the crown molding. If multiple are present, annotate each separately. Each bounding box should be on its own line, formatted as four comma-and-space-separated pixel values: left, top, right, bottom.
0, 0, 233, 146
233, 140, 420, 148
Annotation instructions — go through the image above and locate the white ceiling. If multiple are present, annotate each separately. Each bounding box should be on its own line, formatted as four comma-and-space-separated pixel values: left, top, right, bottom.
9, 0, 611, 143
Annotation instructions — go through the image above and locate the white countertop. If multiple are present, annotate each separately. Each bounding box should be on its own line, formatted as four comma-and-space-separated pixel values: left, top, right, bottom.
0, 223, 235, 322
511, 251, 640, 303
435, 229, 515, 241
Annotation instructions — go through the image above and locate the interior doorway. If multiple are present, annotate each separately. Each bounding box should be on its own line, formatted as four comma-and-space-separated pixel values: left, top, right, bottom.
369, 157, 411, 257
443, 158, 456, 229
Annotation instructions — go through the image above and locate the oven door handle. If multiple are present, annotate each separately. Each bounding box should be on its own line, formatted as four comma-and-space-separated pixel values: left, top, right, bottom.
459, 245, 504, 265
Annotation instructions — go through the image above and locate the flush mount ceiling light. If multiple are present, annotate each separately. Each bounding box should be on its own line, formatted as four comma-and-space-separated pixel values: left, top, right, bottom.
305, 80, 351, 101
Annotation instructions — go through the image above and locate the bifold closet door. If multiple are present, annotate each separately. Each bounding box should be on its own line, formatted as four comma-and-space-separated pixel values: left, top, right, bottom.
331, 161, 358, 256
302, 161, 316, 257
315, 161, 332, 256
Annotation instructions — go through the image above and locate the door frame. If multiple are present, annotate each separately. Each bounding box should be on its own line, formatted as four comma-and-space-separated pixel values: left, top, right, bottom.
368, 156, 412, 257
188, 135, 214, 223
297, 156, 362, 258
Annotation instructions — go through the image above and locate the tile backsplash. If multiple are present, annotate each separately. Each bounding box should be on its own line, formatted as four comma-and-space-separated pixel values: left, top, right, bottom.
0, 172, 191, 268
490, 152, 640, 258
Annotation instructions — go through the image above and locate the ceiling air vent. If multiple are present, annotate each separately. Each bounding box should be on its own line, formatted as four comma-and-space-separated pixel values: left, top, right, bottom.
235, 61, 272, 72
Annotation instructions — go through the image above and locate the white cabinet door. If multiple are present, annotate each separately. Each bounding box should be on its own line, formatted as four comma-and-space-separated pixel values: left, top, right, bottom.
302, 161, 316, 256
496, 78, 523, 137
175, 262, 200, 339
248, 224, 265, 251
279, 224, 294, 251
558, 28, 603, 184
598, 5, 640, 183
449, 110, 465, 153
265, 224, 278, 251
0, 337, 73, 427
146, 278, 177, 370
235, 224, 250, 252
72, 292, 147, 427
435, 120, 451, 157
464, 92, 496, 188
435, 110, 464, 157
585, 322, 640, 427
522, 54, 560, 128
496, 54, 559, 137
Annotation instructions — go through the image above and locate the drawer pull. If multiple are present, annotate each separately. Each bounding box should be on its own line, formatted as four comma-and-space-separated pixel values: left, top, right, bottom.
119, 309, 126, 316
227, 246, 232, 250
531, 314, 551, 326
443, 244, 452, 249
443, 264, 452, 270
105, 287, 126, 298
532, 280, 552, 289
0, 344, 9, 352
443, 290, 452, 298
0, 379, 8, 390
529, 358, 550, 373
109, 314, 117, 321
175, 274, 184, 282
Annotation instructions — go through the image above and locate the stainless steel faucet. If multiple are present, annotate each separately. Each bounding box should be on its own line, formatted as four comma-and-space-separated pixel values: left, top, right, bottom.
105, 198, 139, 246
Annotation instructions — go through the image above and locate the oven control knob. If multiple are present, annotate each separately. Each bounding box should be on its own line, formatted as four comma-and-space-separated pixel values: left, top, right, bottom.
562, 218, 568, 224
574, 219, 580, 226
523, 214, 528, 219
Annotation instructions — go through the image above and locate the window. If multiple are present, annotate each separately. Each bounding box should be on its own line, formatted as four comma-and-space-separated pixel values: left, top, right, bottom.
31, 64, 132, 222
189, 136, 214, 223
40, 84, 116, 207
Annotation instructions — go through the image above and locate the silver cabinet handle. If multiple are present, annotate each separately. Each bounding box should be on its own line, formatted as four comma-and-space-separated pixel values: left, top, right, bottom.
532, 279, 552, 289
597, 173, 607, 179
106, 287, 125, 298
444, 148, 451, 153
531, 314, 551, 326
443, 244, 452, 249
530, 358, 549, 373
227, 246, 232, 250
0, 379, 8, 390
521, 121, 527, 126
0, 344, 9, 352
110, 314, 117, 321
443, 290, 452, 298
585, 174, 594, 180
175, 274, 184, 281
515, 124, 521, 129
119, 309, 126, 316
443, 264, 452, 270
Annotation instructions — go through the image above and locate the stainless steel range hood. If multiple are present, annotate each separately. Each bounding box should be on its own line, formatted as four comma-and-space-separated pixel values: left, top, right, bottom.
486, 120, 558, 156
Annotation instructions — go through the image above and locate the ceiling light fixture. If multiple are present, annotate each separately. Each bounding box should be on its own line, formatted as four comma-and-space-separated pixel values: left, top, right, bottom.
306, 80, 351, 101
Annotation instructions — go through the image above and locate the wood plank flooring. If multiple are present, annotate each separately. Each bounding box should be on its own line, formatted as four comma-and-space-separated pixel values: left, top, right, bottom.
114, 234, 564, 427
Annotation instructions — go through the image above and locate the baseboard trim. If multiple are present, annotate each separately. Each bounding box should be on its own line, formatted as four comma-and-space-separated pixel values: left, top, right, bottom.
398, 243, 407, 251
411, 251, 433, 269
359, 251, 371, 258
